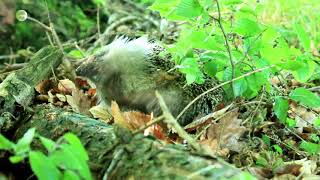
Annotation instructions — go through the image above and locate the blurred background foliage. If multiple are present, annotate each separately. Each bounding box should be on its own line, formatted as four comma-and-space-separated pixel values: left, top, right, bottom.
0, 0, 319, 61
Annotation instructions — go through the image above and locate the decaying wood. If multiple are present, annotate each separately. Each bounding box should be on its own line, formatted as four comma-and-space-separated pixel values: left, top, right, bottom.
0, 46, 63, 132
14, 105, 241, 179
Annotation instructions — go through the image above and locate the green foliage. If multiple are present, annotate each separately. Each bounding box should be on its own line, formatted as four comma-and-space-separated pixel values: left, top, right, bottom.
256, 151, 284, 170
0, 128, 92, 180
289, 87, 320, 108
299, 141, 320, 155
150, 0, 319, 100
8, 0, 99, 53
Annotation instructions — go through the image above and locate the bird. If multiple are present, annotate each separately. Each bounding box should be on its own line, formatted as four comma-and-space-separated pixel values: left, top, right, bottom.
76, 37, 223, 126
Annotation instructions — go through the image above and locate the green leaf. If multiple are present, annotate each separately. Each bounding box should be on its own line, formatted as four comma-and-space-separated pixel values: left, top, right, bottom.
280, 60, 305, 71
233, 78, 248, 97
289, 88, 320, 108
285, 118, 296, 128
273, 97, 289, 123
292, 58, 316, 83
223, 0, 242, 5
310, 134, 319, 142
314, 118, 320, 127
176, 0, 203, 18
179, 58, 204, 84
0, 134, 15, 150
260, 46, 291, 65
67, 50, 85, 59
293, 23, 311, 51
29, 151, 61, 180
39, 136, 56, 153
63, 170, 80, 180
256, 156, 268, 167
9, 155, 25, 163
15, 128, 36, 155
180, 29, 222, 51
149, 0, 182, 20
299, 141, 320, 155
50, 144, 91, 180
63, 133, 88, 161
92, 0, 107, 6
234, 18, 261, 37
262, 135, 271, 147
246, 72, 267, 94
203, 60, 217, 77
272, 145, 283, 154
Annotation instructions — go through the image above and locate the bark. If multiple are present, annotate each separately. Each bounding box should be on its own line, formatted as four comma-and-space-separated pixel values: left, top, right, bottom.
14, 105, 242, 179
0, 46, 63, 132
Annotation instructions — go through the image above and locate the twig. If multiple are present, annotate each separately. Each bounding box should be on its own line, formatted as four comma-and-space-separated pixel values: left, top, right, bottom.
133, 115, 165, 135
0, 63, 27, 73
263, 134, 305, 157
102, 148, 124, 180
184, 103, 233, 130
214, 0, 235, 96
176, 65, 275, 121
27, 16, 51, 31
155, 91, 212, 156
0, 54, 20, 60
242, 87, 265, 125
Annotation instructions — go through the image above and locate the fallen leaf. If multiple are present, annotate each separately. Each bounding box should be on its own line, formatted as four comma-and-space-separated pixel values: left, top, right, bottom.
89, 104, 112, 122
184, 104, 233, 130
56, 93, 67, 102
66, 89, 92, 116
58, 79, 77, 94
35, 79, 53, 95
200, 109, 246, 154
122, 111, 151, 129
110, 102, 167, 140
274, 164, 302, 176
289, 103, 317, 133
111, 101, 133, 130
144, 124, 167, 141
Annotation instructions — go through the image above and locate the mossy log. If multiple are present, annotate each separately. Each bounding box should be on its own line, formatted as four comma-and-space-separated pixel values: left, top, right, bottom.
0, 46, 63, 132
14, 105, 242, 179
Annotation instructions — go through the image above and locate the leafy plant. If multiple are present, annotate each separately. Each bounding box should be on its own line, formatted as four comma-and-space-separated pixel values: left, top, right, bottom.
149, 0, 319, 101
0, 128, 92, 180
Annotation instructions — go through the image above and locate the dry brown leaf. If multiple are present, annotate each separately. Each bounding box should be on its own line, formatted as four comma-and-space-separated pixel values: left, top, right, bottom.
274, 164, 302, 176
58, 79, 77, 94
66, 89, 92, 116
200, 109, 246, 154
35, 79, 53, 95
110, 102, 167, 140
144, 124, 167, 141
122, 111, 151, 129
89, 104, 112, 122
289, 103, 317, 132
247, 167, 273, 179
184, 104, 233, 130
111, 101, 133, 130
111, 101, 153, 130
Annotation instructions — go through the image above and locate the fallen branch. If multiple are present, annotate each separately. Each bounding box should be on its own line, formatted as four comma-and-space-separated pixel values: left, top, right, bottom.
13, 105, 243, 179
0, 46, 63, 132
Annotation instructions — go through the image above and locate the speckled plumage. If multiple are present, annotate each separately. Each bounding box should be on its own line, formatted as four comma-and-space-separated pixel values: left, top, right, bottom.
76, 37, 223, 125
